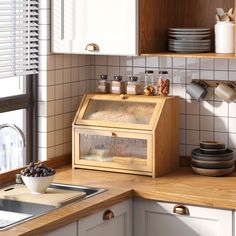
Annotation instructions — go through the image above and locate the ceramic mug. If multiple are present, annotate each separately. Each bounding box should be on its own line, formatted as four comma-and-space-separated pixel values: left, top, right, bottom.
186, 80, 208, 101
215, 82, 236, 103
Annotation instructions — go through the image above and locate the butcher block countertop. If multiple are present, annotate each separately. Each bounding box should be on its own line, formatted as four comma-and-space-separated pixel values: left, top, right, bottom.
2, 165, 236, 236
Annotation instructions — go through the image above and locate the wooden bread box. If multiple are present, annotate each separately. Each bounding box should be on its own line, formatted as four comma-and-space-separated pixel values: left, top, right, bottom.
72, 94, 179, 177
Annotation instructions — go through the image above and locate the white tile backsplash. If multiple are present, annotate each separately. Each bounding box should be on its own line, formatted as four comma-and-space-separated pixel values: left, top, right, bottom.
200, 131, 214, 142
159, 57, 172, 68
187, 58, 200, 70
200, 58, 214, 70
214, 117, 228, 132
214, 101, 229, 117
173, 57, 186, 69
108, 56, 120, 66
229, 118, 236, 133
133, 56, 145, 67
186, 100, 199, 115
200, 101, 214, 116
186, 130, 199, 145
173, 70, 186, 84
200, 116, 214, 131
186, 115, 199, 130
229, 59, 236, 71
146, 56, 159, 68
229, 133, 236, 148
214, 59, 229, 71
229, 71, 236, 81
214, 70, 228, 81
229, 102, 236, 117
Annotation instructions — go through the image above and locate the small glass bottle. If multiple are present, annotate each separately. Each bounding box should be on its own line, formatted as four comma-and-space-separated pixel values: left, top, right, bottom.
157, 71, 170, 96
144, 70, 155, 96
127, 76, 142, 95
111, 76, 126, 94
97, 74, 110, 93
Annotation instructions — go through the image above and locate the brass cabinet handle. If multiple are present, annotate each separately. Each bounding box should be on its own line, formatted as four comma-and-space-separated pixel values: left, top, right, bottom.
173, 205, 190, 215
103, 209, 115, 220
85, 43, 100, 51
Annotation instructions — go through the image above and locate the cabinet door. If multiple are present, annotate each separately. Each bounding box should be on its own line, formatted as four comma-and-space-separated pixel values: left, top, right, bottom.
78, 199, 132, 236
74, 127, 153, 175
134, 198, 232, 236
44, 222, 77, 236
51, 0, 138, 55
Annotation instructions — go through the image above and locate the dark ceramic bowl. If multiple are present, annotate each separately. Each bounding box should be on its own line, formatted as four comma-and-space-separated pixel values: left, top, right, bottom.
200, 141, 226, 150
199, 147, 226, 154
191, 148, 234, 161
192, 166, 234, 177
191, 158, 234, 169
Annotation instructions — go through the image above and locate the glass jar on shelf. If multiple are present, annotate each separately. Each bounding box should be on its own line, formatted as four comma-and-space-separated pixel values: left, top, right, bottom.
111, 75, 126, 94
126, 76, 142, 95
144, 70, 155, 96
97, 74, 110, 94
157, 71, 170, 96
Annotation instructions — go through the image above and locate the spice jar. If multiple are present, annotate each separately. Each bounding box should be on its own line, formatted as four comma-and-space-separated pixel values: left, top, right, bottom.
126, 76, 142, 95
157, 71, 170, 96
97, 74, 110, 94
144, 70, 155, 96
111, 76, 126, 94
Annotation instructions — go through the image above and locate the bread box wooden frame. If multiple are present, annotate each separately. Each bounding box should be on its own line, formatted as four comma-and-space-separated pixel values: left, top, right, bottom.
72, 94, 179, 177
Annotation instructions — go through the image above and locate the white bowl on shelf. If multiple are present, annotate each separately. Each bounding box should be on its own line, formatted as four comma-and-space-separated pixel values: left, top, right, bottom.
21, 175, 54, 194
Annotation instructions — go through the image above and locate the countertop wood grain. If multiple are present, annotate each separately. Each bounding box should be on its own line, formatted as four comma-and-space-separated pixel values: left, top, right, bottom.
2, 165, 236, 235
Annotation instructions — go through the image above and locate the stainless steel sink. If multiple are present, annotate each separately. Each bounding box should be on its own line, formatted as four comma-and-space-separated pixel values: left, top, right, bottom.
49, 182, 106, 200
0, 183, 106, 230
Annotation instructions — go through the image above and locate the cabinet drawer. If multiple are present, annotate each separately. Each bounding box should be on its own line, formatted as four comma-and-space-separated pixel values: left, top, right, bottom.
78, 199, 132, 236
134, 198, 232, 236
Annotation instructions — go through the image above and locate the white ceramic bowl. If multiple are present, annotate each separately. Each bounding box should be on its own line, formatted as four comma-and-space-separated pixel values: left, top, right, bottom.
21, 175, 54, 194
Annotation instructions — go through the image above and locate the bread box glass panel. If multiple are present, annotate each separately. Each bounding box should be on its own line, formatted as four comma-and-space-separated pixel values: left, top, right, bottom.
74, 128, 153, 173
75, 94, 163, 130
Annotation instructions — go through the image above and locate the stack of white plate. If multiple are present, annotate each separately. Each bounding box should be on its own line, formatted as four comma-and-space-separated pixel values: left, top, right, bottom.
168, 28, 211, 53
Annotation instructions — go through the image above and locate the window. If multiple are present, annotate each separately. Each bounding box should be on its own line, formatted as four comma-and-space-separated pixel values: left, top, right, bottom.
0, 0, 39, 173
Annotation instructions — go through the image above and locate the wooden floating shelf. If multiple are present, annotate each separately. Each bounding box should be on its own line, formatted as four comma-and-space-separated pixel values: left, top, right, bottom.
140, 0, 236, 59
142, 52, 236, 59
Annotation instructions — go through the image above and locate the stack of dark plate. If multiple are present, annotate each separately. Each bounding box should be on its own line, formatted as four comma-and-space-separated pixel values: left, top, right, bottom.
191, 141, 234, 177
168, 28, 211, 53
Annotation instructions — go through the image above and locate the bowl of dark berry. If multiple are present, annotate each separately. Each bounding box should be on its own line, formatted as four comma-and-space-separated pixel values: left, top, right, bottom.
20, 162, 56, 194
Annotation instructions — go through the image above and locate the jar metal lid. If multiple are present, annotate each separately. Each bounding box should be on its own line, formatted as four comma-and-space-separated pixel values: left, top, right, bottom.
145, 70, 154, 74
114, 75, 123, 81
129, 76, 138, 82
159, 71, 168, 74
100, 74, 108, 80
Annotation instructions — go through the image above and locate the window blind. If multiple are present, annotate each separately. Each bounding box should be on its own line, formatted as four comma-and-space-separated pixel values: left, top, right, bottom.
0, 0, 39, 79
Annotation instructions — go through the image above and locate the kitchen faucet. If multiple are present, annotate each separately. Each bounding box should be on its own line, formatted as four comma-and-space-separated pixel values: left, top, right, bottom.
0, 124, 26, 171
0, 124, 26, 147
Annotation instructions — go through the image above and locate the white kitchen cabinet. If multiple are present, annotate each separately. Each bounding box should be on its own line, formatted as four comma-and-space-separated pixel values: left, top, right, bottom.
78, 199, 132, 236
44, 222, 77, 236
134, 198, 232, 236
51, 0, 138, 56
